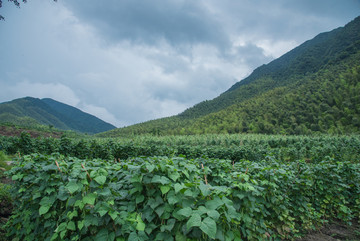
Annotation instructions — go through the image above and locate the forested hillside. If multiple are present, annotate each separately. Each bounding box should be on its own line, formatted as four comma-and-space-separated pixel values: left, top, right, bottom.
100, 16, 360, 137
0, 97, 116, 134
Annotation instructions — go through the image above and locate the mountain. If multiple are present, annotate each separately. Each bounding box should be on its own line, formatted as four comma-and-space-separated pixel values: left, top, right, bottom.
0, 97, 116, 134
100, 16, 360, 137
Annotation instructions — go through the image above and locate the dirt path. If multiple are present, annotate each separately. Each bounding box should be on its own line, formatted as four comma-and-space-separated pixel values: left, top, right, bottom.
297, 220, 360, 241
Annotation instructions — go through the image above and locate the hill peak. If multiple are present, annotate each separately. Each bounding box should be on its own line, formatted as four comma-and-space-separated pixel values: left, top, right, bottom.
0, 97, 116, 134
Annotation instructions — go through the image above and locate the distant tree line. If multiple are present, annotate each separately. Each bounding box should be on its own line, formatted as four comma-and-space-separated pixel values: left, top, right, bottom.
0, 0, 57, 20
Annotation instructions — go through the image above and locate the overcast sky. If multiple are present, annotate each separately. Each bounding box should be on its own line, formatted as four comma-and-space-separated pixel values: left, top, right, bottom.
0, 0, 359, 127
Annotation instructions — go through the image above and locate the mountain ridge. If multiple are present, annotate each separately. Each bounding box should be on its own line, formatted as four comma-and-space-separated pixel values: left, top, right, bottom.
98, 16, 360, 137
179, 16, 360, 119
0, 97, 116, 134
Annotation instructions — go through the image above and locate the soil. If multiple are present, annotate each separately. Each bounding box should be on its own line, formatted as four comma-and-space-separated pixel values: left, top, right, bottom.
296, 220, 360, 241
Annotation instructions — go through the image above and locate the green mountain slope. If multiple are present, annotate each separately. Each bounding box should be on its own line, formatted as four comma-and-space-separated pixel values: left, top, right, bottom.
0, 97, 116, 134
100, 16, 360, 137
180, 15, 360, 119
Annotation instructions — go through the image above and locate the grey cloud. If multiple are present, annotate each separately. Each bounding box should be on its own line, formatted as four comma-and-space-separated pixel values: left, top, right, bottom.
227, 44, 273, 69
63, 0, 229, 49
0, 0, 359, 127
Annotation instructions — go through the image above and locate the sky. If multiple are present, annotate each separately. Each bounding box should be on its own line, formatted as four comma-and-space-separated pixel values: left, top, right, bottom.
0, 0, 359, 127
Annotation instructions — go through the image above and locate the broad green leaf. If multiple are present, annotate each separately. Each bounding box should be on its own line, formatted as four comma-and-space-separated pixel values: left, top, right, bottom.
40, 196, 55, 206
109, 211, 119, 220
151, 175, 170, 185
95, 228, 109, 241
67, 221, 76, 231
97, 206, 109, 217
32, 192, 41, 200
167, 193, 180, 205
169, 171, 180, 182
67, 210, 78, 220
57, 186, 70, 201
222, 196, 233, 207
39, 205, 51, 216
74, 200, 85, 210
45, 187, 55, 195
186, 213, 201, 230
136, 220, 146, 231
94, 175, 107, 185
177, 207, 192, 217
155, 232, 172, 240
160, 185, 171, 195
50, 233, 58, 241
136, 195, 145, 204
225, 230, 234, 240
60, 230, 66, 239
193, 206, 208, 216
182, 170, 189, 178
199, 182, 211, 196
207, 210, 220, 221
151, 175, 162, 183
161, 218, 176, 232
148, 196, 164, 209
175, 232, 187, 241
98, 168, 108, 177
200, 217, 217, 239
184, 189, 194, 197
174, 183, 184, 193
84, 215, 98, 227
233, 230, 242, 241
155, 205, 165, 217
131, 175, 142, 183
12, 174, 23, 181
128, 232, 139, 241
109, 232, 116, 241
146, 163, 155, 173
98, 187, 111, 196
18, 187, 26, 193
83, 193, 97, 205
205, 197, 223, 210
77, 220, 84, 230
66, 180, 80, 194
145, 222, 157, 235
56, 222, 67, 232
130, 185, 143, 195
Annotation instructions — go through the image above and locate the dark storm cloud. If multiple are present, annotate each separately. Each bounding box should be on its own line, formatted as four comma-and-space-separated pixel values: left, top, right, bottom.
63, 0, 229, 48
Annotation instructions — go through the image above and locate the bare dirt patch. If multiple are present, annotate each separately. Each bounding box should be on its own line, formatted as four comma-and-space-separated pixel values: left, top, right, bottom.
297, 220, 360, 241
0, 125, 63, 138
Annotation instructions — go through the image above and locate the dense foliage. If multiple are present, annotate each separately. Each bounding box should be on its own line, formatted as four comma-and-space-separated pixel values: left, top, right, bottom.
102, 16, 360, 137
1, 133, 360, 163
5, 154, 360, 240
0, 151, 12, 241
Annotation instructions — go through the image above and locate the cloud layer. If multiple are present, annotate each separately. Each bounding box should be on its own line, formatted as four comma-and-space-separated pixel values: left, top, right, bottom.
0, 0, 359, 127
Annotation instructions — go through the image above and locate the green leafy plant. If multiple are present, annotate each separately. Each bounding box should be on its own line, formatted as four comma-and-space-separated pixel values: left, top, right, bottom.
5, 153, 360, 240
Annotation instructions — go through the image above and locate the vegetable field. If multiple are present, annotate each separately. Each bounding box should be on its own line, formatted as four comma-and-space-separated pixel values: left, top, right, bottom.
1, 133, 360, 240
1, 133, 360, 162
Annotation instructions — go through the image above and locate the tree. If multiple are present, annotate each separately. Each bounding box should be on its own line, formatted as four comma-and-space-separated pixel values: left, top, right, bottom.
0, 0, 57, 20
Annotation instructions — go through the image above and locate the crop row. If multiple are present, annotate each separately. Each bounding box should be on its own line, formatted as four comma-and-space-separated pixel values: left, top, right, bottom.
5, 154, 360, 240
1, 133, 359, 162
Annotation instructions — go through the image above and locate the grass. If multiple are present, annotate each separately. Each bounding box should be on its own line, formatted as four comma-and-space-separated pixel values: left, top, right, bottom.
0, 151, 11, 172
0, 151, 12, 241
